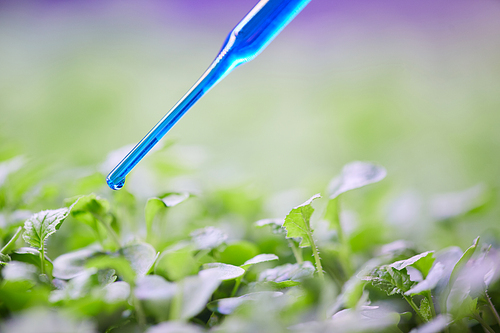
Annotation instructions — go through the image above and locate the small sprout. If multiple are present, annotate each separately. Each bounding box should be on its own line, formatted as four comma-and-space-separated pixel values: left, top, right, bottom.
22, 201, 77, 275
23, 207, 72, 250
145, 192, 191, 233
328, 161, 387, 199
282, 194, 324, 278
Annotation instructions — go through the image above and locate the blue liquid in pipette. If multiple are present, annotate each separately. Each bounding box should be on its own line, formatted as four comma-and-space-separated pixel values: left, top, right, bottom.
107, 0, 311, 190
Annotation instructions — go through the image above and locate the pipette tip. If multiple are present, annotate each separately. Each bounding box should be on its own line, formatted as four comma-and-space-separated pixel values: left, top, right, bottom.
106, 177, 125, 190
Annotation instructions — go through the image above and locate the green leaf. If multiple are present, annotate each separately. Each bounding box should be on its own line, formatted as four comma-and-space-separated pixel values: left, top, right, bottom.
259, 262, 315, 285
50, 268, 116, 302
323, 197, 341, 231
241, 254, 279, 270
282, 194, 321, 248
86, 255, 136, 285
389, 251, 435, 277
218, 241, 259, 266
328, 162, 387, 199
52, 247, 100, 280
328, 259, 378, 315
0, 226, 23, 256
255, 218, 285, 234
121, 242, 157, 278
441, 238, 481, 319
2, 261, 38, 282
10, 247, 53, 277
190, 226, 227, 250
449, 237, 479, 286
145, 192, 190, 234
419, 297, 432, 322
103, 281, 130, 303
22, 205, 74, 249
201, 263, 245, 281
68, 194, 121, 249
180, 271, 221, 319
53, 242, 156, 281
154, 244, 198, 281
405, 262, 445, 296
134, 275, 176, 301
144, 200, 165, 234
0, 253, 11, 265
449, 295, 478, 321
0, 279, 50, 311
208, 291, 283, 315
363, 266, 415, 296
69, 194, 110, 225
409, 315, 451, 333
135, 275, 177, 322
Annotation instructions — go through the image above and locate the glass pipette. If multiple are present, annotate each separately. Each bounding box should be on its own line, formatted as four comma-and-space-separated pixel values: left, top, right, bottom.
106, 0, 312, 190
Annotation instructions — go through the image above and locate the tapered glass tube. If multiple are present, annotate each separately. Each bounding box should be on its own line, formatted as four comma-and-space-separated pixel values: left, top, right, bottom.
107, 0, 311, 190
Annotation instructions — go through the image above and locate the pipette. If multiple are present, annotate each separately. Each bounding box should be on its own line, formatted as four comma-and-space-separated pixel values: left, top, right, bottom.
106, 0, 312, 190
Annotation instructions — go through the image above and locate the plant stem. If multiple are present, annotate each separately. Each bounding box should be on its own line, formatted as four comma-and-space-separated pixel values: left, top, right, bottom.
328, 198, 353, 277
288, 239, 303, 264
0, 227, 22, 254
485, 291, 500, 326
403, 295, 426, 322
307, 233, 324, 280
231, 276, 242, 297
473, 313, 495, 333
39, 243, 45, 275
170, 282, 183, 321
92, 220, 105, 249
194, 249, 210, 262
425, 291, 436, 318
91, 212, 121, 249
132, 293, 146, 327
104, 222, 122, 249
207, 312, 219, 327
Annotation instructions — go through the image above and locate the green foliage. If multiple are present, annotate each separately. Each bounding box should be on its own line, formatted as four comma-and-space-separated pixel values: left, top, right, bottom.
282, 194, 324, 278
259, 262, 315, 287
23, 206, 73, 250
389, 251, 434, 277
0, 153, 499, 333
218, 241, 259, 266
201, 263, 245, 281
364, 265, 415, 296
145, 192, 190, 238
282, 194, 320, 248
154, 244, 198, 281
241, 254, 278, 269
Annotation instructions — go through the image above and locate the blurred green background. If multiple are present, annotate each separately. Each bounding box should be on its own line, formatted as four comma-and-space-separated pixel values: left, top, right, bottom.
1, 0, 499, 246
